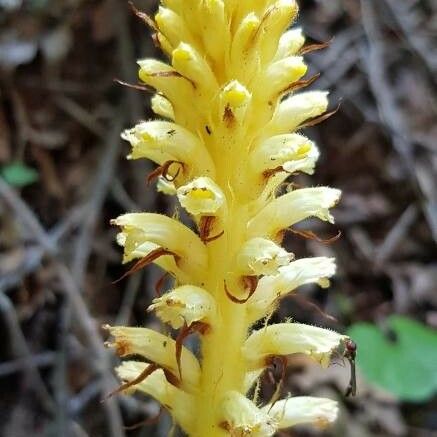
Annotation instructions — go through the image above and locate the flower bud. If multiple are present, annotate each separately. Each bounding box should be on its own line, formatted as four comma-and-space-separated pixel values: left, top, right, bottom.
151, 93, 175, 119
274, 28, 305, 60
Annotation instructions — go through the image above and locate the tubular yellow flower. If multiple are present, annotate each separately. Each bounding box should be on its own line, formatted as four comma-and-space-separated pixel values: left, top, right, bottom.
107, 1, 352, 435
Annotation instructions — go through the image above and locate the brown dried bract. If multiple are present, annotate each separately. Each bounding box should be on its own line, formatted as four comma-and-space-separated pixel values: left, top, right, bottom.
175, 321, 210, 379
104, 363, 159, 400
113, 247, 178, 284
298, 39, 333, 55
114, 78, 153, 93
128, 1, 158, 31
281, 73, 320, 96
298, 103, 341, 129
288, 228, 342, 245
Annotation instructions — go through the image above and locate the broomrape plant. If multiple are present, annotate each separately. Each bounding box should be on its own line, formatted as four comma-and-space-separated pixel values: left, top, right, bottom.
105, 0, 355, 435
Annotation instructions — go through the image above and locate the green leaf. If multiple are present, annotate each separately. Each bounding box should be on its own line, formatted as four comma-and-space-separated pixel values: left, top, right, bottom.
348, 316, 437, 402
1, 162, 39, 187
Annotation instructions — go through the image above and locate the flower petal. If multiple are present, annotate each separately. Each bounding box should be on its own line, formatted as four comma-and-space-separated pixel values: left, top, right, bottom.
220, 391, 277, 437
248, 257, 336, 321
107, 326, 200, 393
263, 397, 339, 429
243, 322, 348, 369
116, 361, 194, 433
112, 213, 208, 283
247, 187, 341, 240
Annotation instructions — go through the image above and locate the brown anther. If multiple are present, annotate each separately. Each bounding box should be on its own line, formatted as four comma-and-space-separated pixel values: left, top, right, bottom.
288, 228, 342, 245
223, 104, 235, 127
103, 363, 160, 401
175, 321, 210, 380
124, 407, 163, 430
146, 160, 184, 185
128, 1, 158, 31
298, 102, 341, 129
298, 38, 333, 56
224, 277, 258, 304
114, 78, 153, 93
281, 73, 320, 95
199, 216, 224, 243
112, 247, 178, 284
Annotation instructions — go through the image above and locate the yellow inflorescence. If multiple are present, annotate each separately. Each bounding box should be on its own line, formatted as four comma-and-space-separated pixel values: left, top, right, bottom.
106, 1, 350, 435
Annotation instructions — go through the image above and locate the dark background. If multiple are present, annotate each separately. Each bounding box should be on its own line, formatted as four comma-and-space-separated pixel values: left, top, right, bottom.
0, 0, 436, 436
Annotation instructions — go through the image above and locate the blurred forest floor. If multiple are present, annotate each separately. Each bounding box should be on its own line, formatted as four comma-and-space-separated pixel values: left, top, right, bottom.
0, 0, 436, 436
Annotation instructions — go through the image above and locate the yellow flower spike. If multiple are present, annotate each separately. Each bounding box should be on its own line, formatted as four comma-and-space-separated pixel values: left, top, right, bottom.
262, 397, 339, 430
236, 237, 293, 276
150, 93, 175, 120
243, 323, 349, 370
247, 257, 336, 322
122, 120, 215, 181
112, 213, 208, 283
247, 187, 341, 240
107, 326, 201, 393
177, 177, 226, 216
274, 28, 306, 60
116, 361, 194, 433
220, 391, 277, 437
250, 133, 320, 176
148, 284, 217, 329
266, 90, 329, 137
108, 0, 352, 434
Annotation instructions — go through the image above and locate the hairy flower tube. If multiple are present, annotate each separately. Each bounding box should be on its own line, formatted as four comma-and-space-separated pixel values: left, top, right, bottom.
106, 1, 352, 435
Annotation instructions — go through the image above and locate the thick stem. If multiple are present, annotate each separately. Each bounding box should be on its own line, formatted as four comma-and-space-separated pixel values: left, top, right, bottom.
192, 202, 250, 436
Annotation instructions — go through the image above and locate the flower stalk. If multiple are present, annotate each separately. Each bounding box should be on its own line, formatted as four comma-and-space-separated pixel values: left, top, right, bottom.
106, 1, 353, 435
